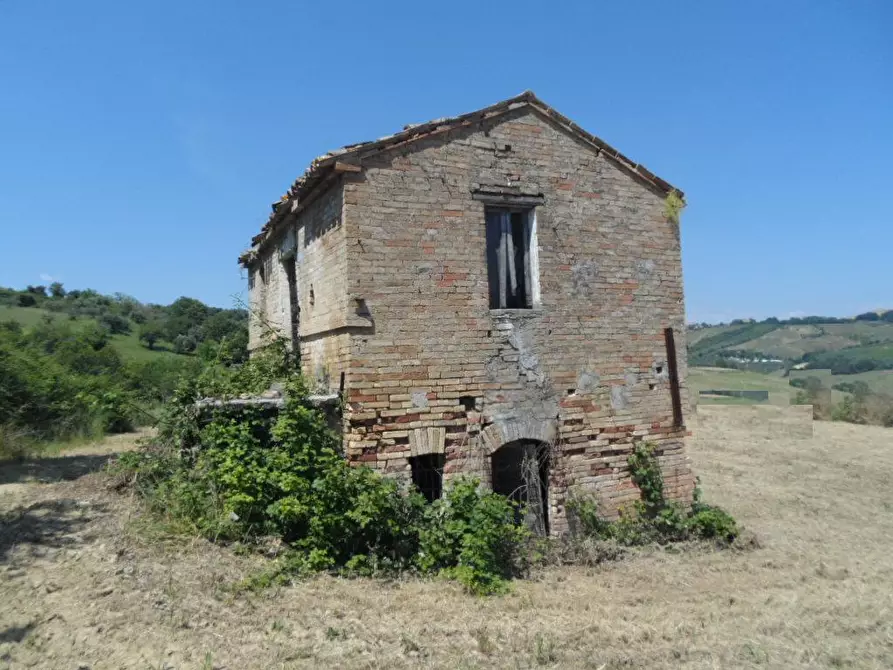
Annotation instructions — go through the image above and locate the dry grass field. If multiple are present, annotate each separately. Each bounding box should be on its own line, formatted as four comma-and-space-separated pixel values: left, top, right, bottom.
2, 419, 893, 669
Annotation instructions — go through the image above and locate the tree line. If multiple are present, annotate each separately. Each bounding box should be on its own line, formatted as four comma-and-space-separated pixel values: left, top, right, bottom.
0, 283, 248, 361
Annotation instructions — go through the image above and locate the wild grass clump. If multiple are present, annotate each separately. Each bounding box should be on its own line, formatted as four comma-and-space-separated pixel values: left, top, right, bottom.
568, 442, 740, 547
113, 347, 529, 595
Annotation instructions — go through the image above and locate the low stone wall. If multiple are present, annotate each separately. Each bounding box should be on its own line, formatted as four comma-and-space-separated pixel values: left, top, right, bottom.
692, 404, 813, 439
195, 390, 342, 434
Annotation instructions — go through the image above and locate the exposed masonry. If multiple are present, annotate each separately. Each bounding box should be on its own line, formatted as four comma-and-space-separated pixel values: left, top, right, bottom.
239, 92, 695, 535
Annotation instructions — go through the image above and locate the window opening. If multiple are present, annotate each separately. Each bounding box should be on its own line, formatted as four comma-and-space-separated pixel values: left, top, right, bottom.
486, 208, 537, 309
284, 261, 300, 349
409, 453, 444, 503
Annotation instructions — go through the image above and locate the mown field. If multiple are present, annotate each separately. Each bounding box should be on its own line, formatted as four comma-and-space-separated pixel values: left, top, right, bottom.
2, 418, 892, 668
688, 365, 893, 406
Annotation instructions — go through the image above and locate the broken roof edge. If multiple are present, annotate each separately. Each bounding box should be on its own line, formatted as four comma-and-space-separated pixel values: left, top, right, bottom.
238, 90, 683, 266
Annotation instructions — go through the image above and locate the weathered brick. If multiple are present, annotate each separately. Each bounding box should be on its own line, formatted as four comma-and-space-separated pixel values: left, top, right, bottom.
241, 94, 695, 535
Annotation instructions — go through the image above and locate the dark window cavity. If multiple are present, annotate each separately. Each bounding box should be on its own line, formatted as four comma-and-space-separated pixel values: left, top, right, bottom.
486, 208, 537, 309
409, 453, 445, 503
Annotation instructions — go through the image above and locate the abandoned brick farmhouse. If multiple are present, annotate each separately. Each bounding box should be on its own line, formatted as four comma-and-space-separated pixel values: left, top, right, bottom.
239, 91, 694, 534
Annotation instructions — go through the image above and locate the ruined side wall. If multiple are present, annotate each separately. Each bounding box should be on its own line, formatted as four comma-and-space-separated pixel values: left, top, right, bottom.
247, 266, 265, 351
247, 250, 290, 351
294, 183, 351, 393
247, 183, 351, 394
342, 107, 693, 533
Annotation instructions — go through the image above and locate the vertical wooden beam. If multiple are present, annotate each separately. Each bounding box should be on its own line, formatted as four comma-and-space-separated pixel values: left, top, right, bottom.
664, 327, 683, 427
522, 213, 533, 307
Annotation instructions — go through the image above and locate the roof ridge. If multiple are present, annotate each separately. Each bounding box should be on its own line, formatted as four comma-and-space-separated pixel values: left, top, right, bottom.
241, 91, 679, 264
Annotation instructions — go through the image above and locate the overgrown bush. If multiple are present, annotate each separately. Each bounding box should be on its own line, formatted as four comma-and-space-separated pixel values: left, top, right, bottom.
568, 444, 739, 546
0, 320, 138, 447
115, 357, 529, 595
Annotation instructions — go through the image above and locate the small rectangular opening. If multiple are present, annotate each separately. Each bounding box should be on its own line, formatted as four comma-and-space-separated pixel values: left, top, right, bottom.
409, 453, 445, 503
284, 261, 300, 349
486, 207, 538, 309
664, 327, 683, 428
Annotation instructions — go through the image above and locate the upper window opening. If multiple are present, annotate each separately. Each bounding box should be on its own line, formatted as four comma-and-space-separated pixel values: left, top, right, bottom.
486, 207, 538, 309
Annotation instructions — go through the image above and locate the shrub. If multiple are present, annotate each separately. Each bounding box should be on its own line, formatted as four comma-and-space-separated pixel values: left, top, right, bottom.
831, 396, 864, 424
0, 424, 36, 462
418, 480, 529, 594
99, 312, 131, 335
173, 334, 198, 354
119, 366, 529, 595
568, 447, 739, 547
687, 505, 739, 543
139, 322, 166, 350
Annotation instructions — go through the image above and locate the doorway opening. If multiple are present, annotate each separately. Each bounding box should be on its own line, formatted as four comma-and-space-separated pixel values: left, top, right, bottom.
491, 440, 550, 535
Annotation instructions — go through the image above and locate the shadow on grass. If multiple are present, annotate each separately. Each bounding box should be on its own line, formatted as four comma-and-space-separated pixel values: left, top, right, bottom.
0, 622, 36, 644
0, 499, 109, 562
0, 453, 120, 486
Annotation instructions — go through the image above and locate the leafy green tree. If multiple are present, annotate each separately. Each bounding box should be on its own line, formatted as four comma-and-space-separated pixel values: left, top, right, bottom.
99, 312, 131, 335
173, 333, 198, 354
49, 282, 66, 298
165, 297, 211, 341
139, 321, 166, 350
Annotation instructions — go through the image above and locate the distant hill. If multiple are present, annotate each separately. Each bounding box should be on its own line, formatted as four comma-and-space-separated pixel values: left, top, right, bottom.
0, 305, 181, 364
0, 284, 248, 364
687, 315, 893, 374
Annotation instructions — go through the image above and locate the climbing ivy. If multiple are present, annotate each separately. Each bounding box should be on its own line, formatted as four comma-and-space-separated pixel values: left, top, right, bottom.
568, 441, 739, 545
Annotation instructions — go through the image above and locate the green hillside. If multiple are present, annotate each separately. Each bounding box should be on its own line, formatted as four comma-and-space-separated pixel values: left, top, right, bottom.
1, 284, 252, 459
688, 317, 893, 374
0, 305, 182, 363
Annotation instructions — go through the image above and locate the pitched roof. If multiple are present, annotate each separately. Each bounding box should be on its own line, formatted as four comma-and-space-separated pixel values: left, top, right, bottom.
240, 91, 681, 265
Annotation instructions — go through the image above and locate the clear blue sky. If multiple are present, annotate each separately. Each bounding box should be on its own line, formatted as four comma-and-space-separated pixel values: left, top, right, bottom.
1, 1, 890, 323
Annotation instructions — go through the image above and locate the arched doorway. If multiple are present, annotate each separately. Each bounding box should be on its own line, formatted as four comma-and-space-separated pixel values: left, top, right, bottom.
491, 440, 550, 536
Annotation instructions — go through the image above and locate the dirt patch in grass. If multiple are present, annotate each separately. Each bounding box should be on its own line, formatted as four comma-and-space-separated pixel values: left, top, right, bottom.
2, 422, 893, 668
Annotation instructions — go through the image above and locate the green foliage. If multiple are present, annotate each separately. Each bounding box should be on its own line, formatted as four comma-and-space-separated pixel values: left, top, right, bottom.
0, 282, 248, 363
0, 319, 137, 445
627, 442, 665, 515
664, 190, 685, 227
688, 323, 781, 366
99, 312, 131, 335
417, 480, 530, 595
0, 311, 220, 457
568, 445, 739, 547
117, 362, 529, 595
803, 345, 893, 374
138, 320, 166, 350
831, 395, 865, 424
831, 380, 871, 397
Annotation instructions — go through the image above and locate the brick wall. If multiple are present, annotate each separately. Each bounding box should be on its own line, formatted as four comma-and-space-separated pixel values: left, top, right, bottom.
248, 183, 352, 394
340, 107, 694, 533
